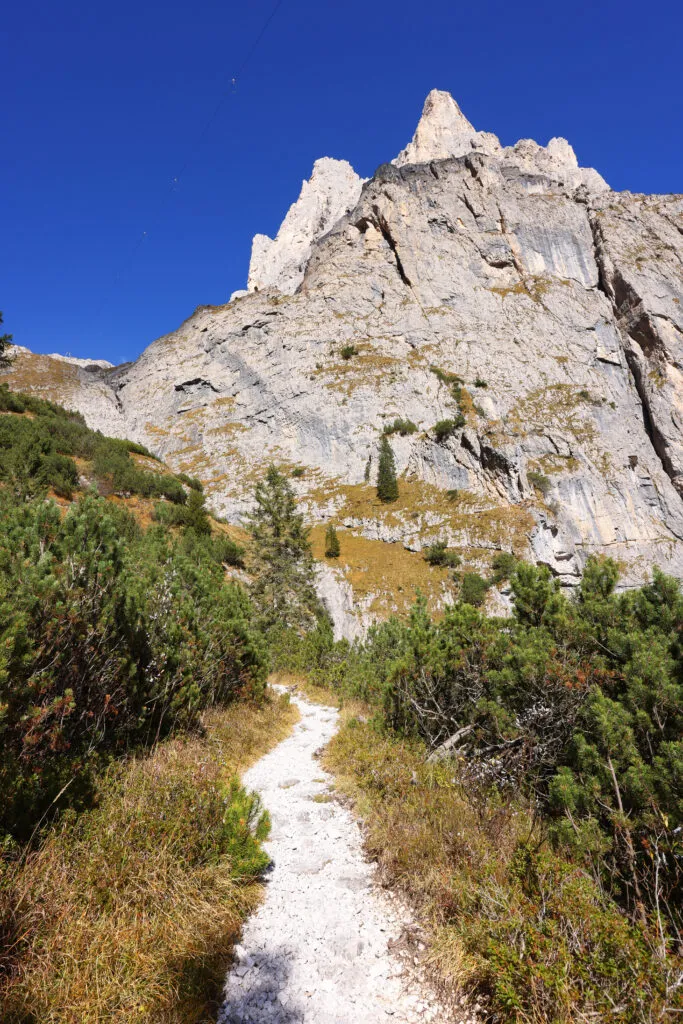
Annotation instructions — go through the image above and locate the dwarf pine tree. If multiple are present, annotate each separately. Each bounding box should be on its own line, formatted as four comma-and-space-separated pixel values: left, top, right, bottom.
248, 465, 322, 630
183, 487, 211, 535
376, 435, 399, 502
324, 523, 340, 558
0, 311, 12, 365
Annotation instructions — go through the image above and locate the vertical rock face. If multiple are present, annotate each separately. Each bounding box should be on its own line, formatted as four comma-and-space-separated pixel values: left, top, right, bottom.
4, 90, 683, 629
246, 157, 364, 295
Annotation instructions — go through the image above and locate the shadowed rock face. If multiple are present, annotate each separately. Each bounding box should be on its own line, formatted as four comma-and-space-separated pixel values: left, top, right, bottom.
4, 91, 683, 602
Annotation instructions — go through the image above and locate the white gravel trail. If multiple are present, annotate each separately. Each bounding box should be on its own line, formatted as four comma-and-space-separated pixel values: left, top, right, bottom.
218, 688, 448, 1024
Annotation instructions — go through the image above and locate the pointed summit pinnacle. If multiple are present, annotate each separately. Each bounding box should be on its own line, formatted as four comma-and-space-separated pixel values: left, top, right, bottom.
394, 89, 498, 166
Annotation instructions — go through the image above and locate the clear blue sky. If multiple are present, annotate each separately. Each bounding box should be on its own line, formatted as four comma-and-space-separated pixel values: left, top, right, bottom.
2, 0, 681, 365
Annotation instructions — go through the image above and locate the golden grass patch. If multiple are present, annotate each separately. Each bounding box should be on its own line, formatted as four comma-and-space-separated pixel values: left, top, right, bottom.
310, 526, 453, 616
1, 351, 81, 404
1, 692, 298, 1024
322, 717, 678, 1022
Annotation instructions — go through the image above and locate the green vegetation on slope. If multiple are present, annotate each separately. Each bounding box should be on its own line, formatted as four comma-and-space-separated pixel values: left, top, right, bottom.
271, 557, 683, 1021
0, 389, 283, 1021
0, 382, 188, 503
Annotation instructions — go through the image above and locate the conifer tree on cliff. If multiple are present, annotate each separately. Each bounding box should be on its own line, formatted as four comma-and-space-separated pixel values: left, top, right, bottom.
0, 312, 12, 365
324, 523, 340, 558
376, 436, 399, 503
248, 465, 321, 630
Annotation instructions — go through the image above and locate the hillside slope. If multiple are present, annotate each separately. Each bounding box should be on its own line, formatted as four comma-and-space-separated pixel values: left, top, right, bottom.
4, 90, 683, 621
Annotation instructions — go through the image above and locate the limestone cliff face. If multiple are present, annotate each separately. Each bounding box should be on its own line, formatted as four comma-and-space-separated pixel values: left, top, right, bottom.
4, 90, 683, 629
244, 157, 365, 296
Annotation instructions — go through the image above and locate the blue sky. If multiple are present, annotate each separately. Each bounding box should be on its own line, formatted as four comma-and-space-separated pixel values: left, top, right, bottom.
2, 0, 682, 365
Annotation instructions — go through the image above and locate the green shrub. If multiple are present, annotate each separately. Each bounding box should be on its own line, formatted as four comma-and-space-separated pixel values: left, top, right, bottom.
0, 386, 25, 413
38, 452, 80, 498
423, 541, 461, 568
474, 377, 488, 388
383, 418, 418, 437
459, 571, 490, 606
491, 550, 518, 583
290, 466, 306, 478
176, 472, 203, 491
429, 365, 463, 404
528, 470, 553, 496
340, 344, 359, 360
0, 490, 265, 843
429, 366, 462, 388
433, 417, 465, 442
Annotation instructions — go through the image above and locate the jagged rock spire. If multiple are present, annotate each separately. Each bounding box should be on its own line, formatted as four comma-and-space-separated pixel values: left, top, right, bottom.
238, 89, 608, 302
245, 158, 364, 296
394, 89, 496, 165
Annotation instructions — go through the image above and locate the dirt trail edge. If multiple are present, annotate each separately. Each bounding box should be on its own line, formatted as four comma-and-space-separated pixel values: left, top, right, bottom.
218, 687, 453, 1024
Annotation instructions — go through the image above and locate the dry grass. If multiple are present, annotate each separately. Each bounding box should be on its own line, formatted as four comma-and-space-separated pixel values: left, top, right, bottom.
0, 351, 81, 404
1, 691, 298, 1024
307, 478, 534, 553
507, 383, 598, 443
323, 718, 680, 1023
309, 526, 454, 616
312, 344, 401, 397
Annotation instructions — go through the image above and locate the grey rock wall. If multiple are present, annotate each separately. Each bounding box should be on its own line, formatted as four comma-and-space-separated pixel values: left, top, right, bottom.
4, 91, 682, 605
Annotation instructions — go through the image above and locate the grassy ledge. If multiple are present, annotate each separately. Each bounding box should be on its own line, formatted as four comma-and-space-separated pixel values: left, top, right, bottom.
1, 690, 298, 1024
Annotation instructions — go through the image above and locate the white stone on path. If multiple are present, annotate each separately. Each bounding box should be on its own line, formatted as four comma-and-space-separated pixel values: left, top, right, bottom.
218, 688, 452, 1024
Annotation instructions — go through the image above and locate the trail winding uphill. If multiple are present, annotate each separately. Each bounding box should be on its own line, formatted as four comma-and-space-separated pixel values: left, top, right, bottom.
219, 688, 458, 1024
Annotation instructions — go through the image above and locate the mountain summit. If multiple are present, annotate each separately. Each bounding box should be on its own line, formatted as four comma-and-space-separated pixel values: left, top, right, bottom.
395, 88, 492, 164
4, 90, 682, 633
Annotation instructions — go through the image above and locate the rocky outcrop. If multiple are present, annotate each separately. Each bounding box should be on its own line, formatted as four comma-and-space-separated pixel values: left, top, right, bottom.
394, 89, 501, 165
3, 90, 683, 610
245, 158, 364, 295
394, 89, 609, 194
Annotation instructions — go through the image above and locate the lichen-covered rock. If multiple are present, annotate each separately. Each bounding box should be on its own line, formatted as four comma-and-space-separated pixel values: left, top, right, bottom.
3, 91, 682, 615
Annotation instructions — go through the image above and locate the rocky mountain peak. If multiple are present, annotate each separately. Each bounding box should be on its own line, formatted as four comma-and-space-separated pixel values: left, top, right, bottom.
243, 156, 365, 297
3, 89, 681, 637
240, 90, 609, 301
394, 88, 486, 165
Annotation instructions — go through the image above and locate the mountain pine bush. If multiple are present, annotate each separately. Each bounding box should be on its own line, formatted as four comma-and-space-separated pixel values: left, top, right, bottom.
0, 388, 266, 843
432, 416, 464, 441
0, 491, 266, 842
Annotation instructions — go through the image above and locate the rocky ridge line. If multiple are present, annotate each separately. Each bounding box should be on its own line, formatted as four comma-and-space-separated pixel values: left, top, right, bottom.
2, 90, 682, 636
